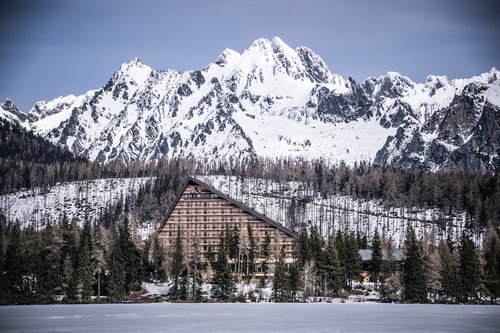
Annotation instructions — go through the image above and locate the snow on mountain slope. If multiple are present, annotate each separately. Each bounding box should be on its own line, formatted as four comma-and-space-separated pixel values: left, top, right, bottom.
3, 38, 498, 171
374, 69, 500, 171
0, 177, 151, 229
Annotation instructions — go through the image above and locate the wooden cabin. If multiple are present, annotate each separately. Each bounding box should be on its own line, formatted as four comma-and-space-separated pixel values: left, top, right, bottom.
157, 177, 298, 275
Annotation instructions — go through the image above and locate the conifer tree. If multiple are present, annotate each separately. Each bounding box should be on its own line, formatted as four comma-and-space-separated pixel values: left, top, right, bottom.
77, 219, 94, 302
273, 246, 290, 302
37, 222, 62, 303
345, 232, 362, 288
0, 222, 6, 275
152, 237, 166, 282
261, 231, 271, 284
370, 229, 382, 290
3, 223, 24, 303
483, 228, 500, 304
212, 232, 235, 301
247, 224, 256, 277
335, 231, 347, 284
324, 236, 344, 295
188, 239, 202, 302
107, 233, 125, 302
458, 231, 480, 303
381, 237, 397, 279
107, 218, 142, 301
438, 237, 459, 302
297, 228, 312, 268
402, 227, 427, 303
118, 217, 142, 294
170, 226, 184, 300
288, 262, 300, 302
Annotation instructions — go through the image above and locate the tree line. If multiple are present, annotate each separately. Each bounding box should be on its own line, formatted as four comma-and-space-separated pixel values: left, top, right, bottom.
1, 210, 498, 304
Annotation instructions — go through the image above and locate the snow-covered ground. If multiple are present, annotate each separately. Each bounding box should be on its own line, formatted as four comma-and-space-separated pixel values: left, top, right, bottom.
0, 177, 152, 229
1, 303, 499, 332
0, 174, 473, 246
199, 175, 469, 246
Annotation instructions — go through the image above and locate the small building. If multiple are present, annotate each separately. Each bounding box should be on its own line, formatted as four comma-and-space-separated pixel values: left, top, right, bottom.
157, 177, 298, 275
359, 249, 405, 282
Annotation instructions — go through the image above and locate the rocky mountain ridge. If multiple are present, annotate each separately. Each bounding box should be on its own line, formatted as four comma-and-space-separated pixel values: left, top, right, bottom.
2, 37, 499, 171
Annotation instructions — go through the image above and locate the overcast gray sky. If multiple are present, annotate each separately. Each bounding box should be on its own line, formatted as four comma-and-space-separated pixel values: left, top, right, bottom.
1, 0, 499, 112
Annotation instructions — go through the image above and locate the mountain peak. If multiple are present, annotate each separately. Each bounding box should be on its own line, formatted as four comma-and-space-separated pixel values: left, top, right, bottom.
1, 99, 27, 124
215, 48, 240, 67
129, 57, 145, 66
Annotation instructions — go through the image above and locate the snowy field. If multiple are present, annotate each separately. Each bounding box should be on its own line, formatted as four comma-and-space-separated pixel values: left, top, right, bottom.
1, 303, 499, 332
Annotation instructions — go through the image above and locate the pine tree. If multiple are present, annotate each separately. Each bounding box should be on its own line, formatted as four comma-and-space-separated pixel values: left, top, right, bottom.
62, 254, 77, 303
118, 217, 142, 294
212, 232, 235, 301
288, 262, 300, 302
59, 216, 81, 303
335, 230, 347, 287
247, 224, 256, 277
370, 229, 382, 290
297, 228, 312, 268
402, 227, 427, 303
37, 222, 62, 303
422, 241, 441, 300
152, 237, 166, 282
381, 237, 397, 279
261, 231, 271, 284
107, 234, 125, 302
483, 228, 500, 304
324, 236, 344, 296
345, 232, 361, 288
0, 228, 5, 281
169, 226, 184, 301
92, 225, 109, 302
438, 237, 459, 302
458, 231, 480, 303
106, 218, 141, 302
188, 238, 202, 302
273, 246, 290, 302
77, 219, 94, 302
3, 223, 24, 303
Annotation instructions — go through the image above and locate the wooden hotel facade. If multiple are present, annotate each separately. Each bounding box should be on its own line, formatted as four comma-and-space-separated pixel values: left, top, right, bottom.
157, 177, 298, 275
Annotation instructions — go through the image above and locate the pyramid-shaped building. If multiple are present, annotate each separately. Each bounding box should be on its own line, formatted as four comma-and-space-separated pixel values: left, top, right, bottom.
157, 177, 298, 275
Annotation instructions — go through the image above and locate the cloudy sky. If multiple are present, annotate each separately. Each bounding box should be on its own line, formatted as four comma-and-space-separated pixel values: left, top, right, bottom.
1, 0, 498, 112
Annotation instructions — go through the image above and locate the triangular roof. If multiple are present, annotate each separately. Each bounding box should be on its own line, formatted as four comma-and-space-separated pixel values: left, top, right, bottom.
158, 176, 299, 239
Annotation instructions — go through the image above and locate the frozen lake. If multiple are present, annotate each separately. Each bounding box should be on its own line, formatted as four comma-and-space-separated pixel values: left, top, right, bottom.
1, 303, 499, 332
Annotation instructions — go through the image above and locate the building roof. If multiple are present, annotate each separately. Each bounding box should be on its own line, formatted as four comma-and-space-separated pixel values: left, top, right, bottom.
359, 249, 404, 261
158, 176, 299, 240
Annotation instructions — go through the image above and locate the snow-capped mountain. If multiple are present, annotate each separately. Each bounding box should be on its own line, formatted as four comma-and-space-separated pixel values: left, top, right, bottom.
3, 37, 499, 171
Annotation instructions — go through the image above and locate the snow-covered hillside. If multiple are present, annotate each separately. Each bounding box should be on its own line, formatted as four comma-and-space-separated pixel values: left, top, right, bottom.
2, 37, 498, 171
0, 174, 476, 246
0, 177, 151, 229
198, 175, 469, 247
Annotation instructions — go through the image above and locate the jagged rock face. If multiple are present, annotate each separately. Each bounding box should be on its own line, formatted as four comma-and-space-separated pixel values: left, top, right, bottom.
2, 37, 499, 171
0, 100, 27, 124
374, 81, 500, 171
